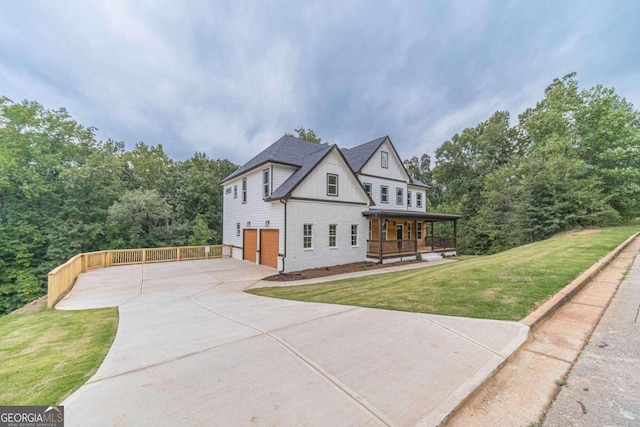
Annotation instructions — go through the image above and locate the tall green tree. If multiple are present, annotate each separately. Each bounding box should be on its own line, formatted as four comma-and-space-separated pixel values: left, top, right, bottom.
285, 127, 328, 145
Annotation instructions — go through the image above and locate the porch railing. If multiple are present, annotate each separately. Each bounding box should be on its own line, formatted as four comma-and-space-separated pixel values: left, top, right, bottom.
367, 239, 417, 255
367, 237, 457, 257
47, 244, 231, 308
426, 236, 457, 250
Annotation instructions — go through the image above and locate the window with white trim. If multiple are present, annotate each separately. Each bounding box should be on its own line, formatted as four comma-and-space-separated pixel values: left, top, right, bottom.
236, 222, 240, 236
417, 221, 423, 240
382, 221, 387, 240
407, 190, 412, 207
262, 169, 270, 198
416, 192, 423, 208
303, 224, 313, 249
381, 151, 389, 168
327, 173, 338, 196
351, 224, 358, 246
242, 178, 247, 203
329, 224, 337, 248
396, 188, 403, 205
364, 182, 372, 197
381, 185, 389, 203
407, 222, 412, 239
368, 220, 372, 240
233, 185, 237, 199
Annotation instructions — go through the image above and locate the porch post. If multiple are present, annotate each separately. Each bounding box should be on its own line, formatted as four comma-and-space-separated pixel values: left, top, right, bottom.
431, 221, 435, 251
378, 215, 383, 263
454, 219, 458, 250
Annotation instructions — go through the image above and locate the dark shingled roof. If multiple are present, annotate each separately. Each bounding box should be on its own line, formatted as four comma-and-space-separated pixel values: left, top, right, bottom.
268, 144, 334, 200
222, 134, 430, 198
340, 136, 387, 172
409, 178, 431, 189
221, 135, 326, 183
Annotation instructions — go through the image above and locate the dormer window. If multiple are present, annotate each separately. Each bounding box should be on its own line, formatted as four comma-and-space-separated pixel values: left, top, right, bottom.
327, 173, 338, 196
381, 151, 389, 168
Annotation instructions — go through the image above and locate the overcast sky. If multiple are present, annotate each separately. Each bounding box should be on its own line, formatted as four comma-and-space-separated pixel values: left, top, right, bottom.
1, 1, 639, 165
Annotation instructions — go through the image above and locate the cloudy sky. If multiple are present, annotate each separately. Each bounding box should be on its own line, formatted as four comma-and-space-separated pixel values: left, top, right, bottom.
1, 1, 639, 165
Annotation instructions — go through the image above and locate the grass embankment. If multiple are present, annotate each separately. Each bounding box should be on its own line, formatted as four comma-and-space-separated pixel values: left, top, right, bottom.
249, 226, 639, 321
0, 303, 118, 405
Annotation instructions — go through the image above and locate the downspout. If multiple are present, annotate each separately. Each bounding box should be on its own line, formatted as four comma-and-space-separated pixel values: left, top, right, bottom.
279, 199, 287, 272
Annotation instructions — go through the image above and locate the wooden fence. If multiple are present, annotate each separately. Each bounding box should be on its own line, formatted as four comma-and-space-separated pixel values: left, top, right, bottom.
47, 245, 231, 308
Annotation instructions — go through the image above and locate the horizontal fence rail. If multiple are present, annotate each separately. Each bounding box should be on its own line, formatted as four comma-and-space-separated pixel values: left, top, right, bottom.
47, 244, 231, 308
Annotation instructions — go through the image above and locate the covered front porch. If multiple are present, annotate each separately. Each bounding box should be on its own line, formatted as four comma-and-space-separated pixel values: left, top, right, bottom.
363, 210, 461, 262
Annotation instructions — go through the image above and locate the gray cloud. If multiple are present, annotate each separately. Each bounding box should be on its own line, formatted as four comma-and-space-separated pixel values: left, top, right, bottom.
1, 0, 638, 164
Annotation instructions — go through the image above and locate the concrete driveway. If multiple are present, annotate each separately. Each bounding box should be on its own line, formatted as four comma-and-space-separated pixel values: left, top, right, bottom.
57, 258, 528, 426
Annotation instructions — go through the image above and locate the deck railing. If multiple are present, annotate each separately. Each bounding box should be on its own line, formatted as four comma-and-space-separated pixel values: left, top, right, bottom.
367, 237, 457, 257
47, 245, 231, 308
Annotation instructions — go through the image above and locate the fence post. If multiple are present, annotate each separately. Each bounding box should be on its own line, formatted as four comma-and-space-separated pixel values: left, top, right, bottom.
142, 249, 146, 264
177, 247, 181, 261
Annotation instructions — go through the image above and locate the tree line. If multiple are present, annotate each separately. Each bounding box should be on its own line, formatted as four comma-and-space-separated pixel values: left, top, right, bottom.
0, 96, 237, 313
1, 73, 639, 313
404, 73, 640, 254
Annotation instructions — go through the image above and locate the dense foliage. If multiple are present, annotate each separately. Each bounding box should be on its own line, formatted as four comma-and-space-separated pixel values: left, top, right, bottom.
416, 73, 640, 254
0, 97, 237, 313
1, 73, 638, 313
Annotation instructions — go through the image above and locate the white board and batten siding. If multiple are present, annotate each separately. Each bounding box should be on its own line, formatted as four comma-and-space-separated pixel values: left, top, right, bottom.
360, 139, 408, 181
222, 162, 288, 266
292, 149, 369, 204
284, 148, 370, 271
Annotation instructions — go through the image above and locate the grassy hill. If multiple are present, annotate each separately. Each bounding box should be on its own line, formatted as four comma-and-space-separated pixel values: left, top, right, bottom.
249, 226, 639, 320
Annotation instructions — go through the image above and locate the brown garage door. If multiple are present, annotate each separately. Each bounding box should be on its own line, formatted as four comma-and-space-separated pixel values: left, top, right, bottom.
260, 229, 279, 268
243, 229, 257, 263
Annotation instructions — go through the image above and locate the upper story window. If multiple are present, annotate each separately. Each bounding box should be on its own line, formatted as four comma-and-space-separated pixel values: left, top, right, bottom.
381, 185, 389, 203
329, 224, 337, 248
262, 169, 270, 198
233, 185, 238, 199
416, 192, 423, 208
303, 224, 313, 249
396, 188, 403, 205
381, 151, 389, 168
407, 190, 412, 207
363, 182, 372, 197
242, 178, 247, 203
327, 173, 338, 196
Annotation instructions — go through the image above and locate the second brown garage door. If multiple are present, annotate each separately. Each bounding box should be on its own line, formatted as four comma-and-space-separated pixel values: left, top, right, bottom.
260, 229, 279, 268
243, 229, 257, 263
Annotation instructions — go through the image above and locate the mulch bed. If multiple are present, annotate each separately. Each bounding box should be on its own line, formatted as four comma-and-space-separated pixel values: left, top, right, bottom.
262, 259, 428, 281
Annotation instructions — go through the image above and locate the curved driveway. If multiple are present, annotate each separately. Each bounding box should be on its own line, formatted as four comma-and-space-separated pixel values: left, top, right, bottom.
58, 258, 528, 426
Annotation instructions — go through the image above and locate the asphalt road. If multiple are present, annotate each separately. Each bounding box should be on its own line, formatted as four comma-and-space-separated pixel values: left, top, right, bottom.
544, 250, 640, 426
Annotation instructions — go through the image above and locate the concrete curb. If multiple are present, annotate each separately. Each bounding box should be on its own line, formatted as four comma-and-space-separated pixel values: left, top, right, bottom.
521, 231, 640, 330
439, 230, 640, 426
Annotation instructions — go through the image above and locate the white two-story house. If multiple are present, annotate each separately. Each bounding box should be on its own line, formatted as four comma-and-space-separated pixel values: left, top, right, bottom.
221, 135, 460, 272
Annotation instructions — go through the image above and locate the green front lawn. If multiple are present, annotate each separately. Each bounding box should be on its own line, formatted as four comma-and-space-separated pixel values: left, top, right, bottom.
249, 226, 638, 320
0, 304, 118, 405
